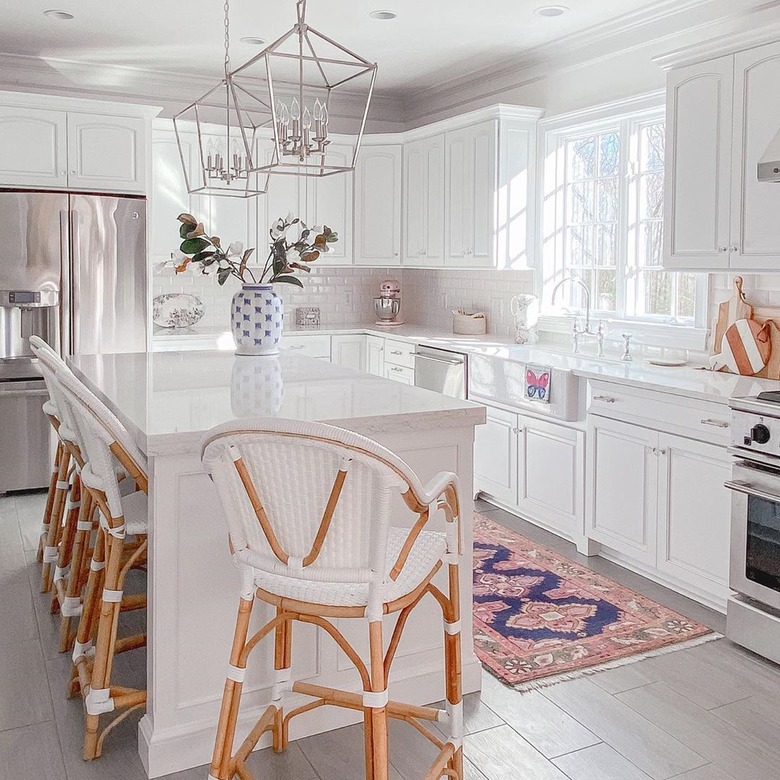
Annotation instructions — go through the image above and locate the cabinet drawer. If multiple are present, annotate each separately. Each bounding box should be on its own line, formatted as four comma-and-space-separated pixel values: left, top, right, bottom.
384, 339, 416, 368
384, 364, 415, 384
281, 334, 331, 359
587, 381, 731, 445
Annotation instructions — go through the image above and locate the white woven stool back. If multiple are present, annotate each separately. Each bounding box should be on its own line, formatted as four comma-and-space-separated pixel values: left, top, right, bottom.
55, 365, 147, 520
202, 419, 428, 589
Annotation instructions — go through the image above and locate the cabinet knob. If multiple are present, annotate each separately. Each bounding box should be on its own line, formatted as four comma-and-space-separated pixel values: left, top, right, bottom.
730, 246, 738, 253
717, 246, 727, 253
512, 427, 522, 434
70, 170, 76, 175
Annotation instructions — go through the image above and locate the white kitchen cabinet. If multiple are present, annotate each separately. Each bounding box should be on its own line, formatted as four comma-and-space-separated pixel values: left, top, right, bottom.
586, 416, 659, 566
367, 335, 385, 377
383, 364, 414, 384
730, 41, 780, 270
0, 106, 68, 188
354, 144, 402, 265
656, 433, 732, 601
663, 57, 734, 270
445, 120, 496, 267
518, 416, 583, 540
280, 333, 331, 359
474, 406, 519, 506
664, 40, 780, 271
304, 142, 354, 265
331, 334, 367, 372
403, 135, 445, 266
67, 113, 146, 193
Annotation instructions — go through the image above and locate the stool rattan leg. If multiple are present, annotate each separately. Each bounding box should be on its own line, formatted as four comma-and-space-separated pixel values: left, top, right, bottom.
38, 441, 63, 563
366, 620, 389, 780
41, 447, 71, 592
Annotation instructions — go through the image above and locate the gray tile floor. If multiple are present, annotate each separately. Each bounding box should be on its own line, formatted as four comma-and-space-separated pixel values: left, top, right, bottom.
2, 491, 779, 779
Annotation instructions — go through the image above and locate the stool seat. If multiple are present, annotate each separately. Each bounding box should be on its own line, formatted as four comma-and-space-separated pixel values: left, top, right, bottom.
251, 527, 446, 609
121, 490, 148, 537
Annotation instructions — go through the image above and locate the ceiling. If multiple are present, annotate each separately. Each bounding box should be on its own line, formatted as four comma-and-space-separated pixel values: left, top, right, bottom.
4, 0, 673, 97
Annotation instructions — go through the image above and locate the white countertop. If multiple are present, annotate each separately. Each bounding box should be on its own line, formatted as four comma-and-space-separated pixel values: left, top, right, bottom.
69, 350, 485, 456
152, 322, 780, 404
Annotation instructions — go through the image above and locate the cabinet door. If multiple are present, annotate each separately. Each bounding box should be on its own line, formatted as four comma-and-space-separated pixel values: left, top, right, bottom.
67, 113, 146, 193
586, 417, 658, 564
304, 142, 353, 265
656, 434, 731, 601
331, 334, 366, 372
383, 364, 414, 384
663, 58, 733, 269
151, 127, 196, 266
367, 335, 384, 376
474, 406, 519, 507
0, 106, 67, 188
355, 145, 402, 265
730, 42, 780, 270
403, 135, 445, 266
518, 416, 583, 539
445, 121, 496, 267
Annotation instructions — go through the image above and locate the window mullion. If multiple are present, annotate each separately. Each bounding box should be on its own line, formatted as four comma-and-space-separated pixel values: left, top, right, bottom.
616, 117, 632, 320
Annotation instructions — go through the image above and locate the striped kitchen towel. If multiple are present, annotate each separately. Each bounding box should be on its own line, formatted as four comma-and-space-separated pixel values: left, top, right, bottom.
710, 318, 772, 375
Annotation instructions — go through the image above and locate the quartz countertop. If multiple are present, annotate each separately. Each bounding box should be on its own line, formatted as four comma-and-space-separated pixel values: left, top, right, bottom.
69, 350, 486, 456
151, 322, 780, 404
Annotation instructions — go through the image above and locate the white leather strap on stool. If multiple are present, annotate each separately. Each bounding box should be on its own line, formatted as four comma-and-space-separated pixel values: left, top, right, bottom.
72, 639, 94, 663
77, 518, 93, 531
444, 552, 459, 566
90, 558, 105, 572
102, 588, 123, 603
85, 686, 115, 715
363, 689, 389, 708
446, 700, 464, 749
61, 596, 82, 618
226, 664, 246, 683
54, 564, 70, 583
272, 668, 292, 701
444, 620, 461, 636
107, 523, 126, 539
56, 480, 70, 491
43, 546, 59, 563
446, 522, 458, 554
66, 498, 81, 512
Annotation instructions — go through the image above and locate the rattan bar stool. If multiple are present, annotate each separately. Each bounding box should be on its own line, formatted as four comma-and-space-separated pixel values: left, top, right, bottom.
31, 336, 98, 652
55, 365, 149, 760
201, 419, 464, 780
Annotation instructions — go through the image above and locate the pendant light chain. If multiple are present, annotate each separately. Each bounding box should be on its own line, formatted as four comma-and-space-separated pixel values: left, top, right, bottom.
223, 0, 231, 76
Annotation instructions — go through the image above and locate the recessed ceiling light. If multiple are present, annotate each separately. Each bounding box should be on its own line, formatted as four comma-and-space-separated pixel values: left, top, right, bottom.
534, 5, 569, 17
44, 9, 74, 20
239, 36, 266, 45
369, 10, 397, 20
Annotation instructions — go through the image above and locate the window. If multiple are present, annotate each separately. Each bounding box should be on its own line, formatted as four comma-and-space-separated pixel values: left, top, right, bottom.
541, 106, 706, 330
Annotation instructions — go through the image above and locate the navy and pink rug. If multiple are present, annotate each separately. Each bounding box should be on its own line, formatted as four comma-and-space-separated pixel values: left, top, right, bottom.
473, 513, 714, 690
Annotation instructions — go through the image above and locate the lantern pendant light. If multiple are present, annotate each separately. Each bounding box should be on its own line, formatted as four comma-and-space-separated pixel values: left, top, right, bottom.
173, 0, 270, 198
230, 0, 378, 177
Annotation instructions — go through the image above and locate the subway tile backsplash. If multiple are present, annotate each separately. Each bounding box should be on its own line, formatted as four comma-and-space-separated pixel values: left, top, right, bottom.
153, 265, 536, 337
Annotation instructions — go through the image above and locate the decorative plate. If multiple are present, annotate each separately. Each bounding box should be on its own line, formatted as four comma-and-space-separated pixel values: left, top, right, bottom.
152, 293, 205, 329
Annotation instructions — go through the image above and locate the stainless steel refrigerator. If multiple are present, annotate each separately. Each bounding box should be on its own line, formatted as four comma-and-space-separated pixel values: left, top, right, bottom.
0, 190, 147, 493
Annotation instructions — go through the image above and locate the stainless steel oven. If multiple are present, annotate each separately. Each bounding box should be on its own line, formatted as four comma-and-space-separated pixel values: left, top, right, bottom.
727, 452, 780, 612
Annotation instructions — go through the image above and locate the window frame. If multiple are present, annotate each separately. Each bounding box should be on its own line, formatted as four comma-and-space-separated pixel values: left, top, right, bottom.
537, 94, 708, 348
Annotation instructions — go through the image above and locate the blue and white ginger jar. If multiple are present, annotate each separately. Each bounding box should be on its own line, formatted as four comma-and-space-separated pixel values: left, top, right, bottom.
231, 284, 284, 356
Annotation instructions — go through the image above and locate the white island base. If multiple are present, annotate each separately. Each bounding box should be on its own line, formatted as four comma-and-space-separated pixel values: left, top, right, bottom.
70, 350, 485, 778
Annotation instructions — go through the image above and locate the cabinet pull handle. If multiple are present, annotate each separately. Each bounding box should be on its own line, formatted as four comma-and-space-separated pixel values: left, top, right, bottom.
390, 350, 403, 355
512, 427, 523, 434
700, 418, 729, 429
289, 345, 305, 350
391, 366, 403, 372
593, 395, 616, 403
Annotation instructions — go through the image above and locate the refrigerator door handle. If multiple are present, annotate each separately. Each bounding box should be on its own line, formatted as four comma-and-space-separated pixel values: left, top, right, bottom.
60, 209, 70, 356
69, 209, 80, 356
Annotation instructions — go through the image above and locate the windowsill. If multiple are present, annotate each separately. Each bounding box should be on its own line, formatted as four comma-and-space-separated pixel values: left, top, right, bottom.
537, 314, 709, 352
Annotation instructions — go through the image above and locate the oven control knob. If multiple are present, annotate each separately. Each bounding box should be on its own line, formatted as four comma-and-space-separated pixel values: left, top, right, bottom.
751, 424, 771, 444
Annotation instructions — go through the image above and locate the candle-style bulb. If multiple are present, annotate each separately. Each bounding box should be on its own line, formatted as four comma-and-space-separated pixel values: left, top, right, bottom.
280, 103, 289, 124
313, 99, 322, 121
290, 97, 300, 120
303, 106, 312, 129
321, 103, 329, 126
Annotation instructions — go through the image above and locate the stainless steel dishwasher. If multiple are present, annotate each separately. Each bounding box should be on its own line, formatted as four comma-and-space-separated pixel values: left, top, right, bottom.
413, 345, 468, 399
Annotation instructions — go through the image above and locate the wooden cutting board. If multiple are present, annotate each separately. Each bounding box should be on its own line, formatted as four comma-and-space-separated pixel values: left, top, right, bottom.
712, 276, 753, 354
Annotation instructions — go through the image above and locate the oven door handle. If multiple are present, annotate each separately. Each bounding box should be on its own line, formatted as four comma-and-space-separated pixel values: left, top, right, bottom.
724, 479, 780, 503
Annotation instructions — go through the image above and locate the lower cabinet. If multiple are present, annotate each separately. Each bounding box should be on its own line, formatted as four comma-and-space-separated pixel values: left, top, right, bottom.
367, 335, 385, 377
587, 415, 732, 605
384, 364, 415, 384
331, 334, 367, 372
474, 403, 584, 540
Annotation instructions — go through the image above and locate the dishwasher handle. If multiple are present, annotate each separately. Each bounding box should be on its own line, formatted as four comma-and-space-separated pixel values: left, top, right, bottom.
413, 353, 465, 366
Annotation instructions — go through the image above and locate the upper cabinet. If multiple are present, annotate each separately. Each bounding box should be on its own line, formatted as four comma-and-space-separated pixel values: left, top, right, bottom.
354, 143, 402, 266
67, 113, 146, 193
445, 120, 496, 267
0, 106, 67, 188
0, 100, 150, 194
664, 40, 780, 271
403, 135, 445, 266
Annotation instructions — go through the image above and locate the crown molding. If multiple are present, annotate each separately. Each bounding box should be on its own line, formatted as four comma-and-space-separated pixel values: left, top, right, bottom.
402, 0, 771, 125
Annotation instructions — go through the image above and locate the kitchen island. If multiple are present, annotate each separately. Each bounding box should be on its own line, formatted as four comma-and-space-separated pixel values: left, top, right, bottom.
68, 349, 485, 778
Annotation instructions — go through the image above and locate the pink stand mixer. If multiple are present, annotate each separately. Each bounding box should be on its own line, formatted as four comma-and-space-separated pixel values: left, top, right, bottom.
373, 278, 404, 326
